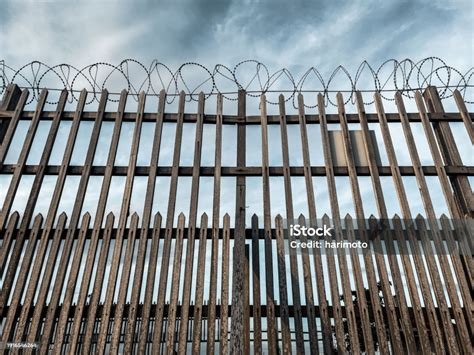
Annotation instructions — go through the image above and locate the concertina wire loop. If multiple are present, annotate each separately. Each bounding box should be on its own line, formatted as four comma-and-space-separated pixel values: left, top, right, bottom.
0, 57, 472, 108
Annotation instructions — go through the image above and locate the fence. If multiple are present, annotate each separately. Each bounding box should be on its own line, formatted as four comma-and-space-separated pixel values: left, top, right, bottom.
0, 83, 472, 354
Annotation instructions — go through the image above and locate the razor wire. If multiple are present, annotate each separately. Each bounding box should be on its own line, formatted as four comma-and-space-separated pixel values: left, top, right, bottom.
0, 57, 472, 108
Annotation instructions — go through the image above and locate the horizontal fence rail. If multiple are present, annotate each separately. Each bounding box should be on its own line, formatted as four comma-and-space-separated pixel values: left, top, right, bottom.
0, 84, 473, 354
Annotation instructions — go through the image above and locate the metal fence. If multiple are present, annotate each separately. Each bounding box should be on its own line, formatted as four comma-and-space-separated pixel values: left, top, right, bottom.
0, 84, 472, 354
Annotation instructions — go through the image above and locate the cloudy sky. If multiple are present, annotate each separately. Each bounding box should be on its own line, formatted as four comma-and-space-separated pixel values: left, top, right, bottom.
1, 0, 473, 94
0, 0, 472, 67
0, 0, 473, 225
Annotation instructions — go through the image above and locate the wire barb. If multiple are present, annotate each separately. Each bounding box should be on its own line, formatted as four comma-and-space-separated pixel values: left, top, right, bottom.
0, 58, 472, 108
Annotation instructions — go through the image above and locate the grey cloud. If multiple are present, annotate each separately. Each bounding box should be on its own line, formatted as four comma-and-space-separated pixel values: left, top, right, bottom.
1, 0, 472, 72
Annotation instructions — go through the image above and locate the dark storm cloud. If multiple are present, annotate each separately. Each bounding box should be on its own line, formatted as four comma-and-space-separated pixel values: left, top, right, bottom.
105, 0, 234, 61
0, 0, 472, 76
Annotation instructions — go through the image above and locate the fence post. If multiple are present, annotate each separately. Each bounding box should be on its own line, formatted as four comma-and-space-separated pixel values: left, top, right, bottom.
230, 89, 246, 354
244, 244, 250, 355
0, 84, 22, 145
423, 86, 473, 218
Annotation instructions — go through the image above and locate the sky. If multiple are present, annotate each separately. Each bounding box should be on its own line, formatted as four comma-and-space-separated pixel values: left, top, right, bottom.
0, 0, 472, 68
0, 0, 473, 327
0, 0, 473, 225
0, 0, 473, 98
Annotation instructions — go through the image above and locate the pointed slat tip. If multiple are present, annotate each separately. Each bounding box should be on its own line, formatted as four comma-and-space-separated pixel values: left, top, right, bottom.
83, 212, 91, 219
439, 213, 449, 220
297, 216, 305, 225
201, 212, 208, 219
392, 217, 402, 228
8, 212, 20, 228
275, 214, 283, 220
154, 212, 162, 219
415, 214, 425, 220
131, 212, 139, 219
106, 212, 115, 220
153, 215, 162, 228
317, 94, 325, 107
279, 93, 285, 100
344, 213, 352, 220
368, 219, 379, 228
414, 90, 424, 99
131, 217, 140, 229
251, 213, 258, 219
178, 212, 186, 218
34, 213, 44, 222
368, 214, 377, 220
7, 83, 19, 90
177, 217, 186, 229
392, 213, 401, 220
298, 213, 306, 220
